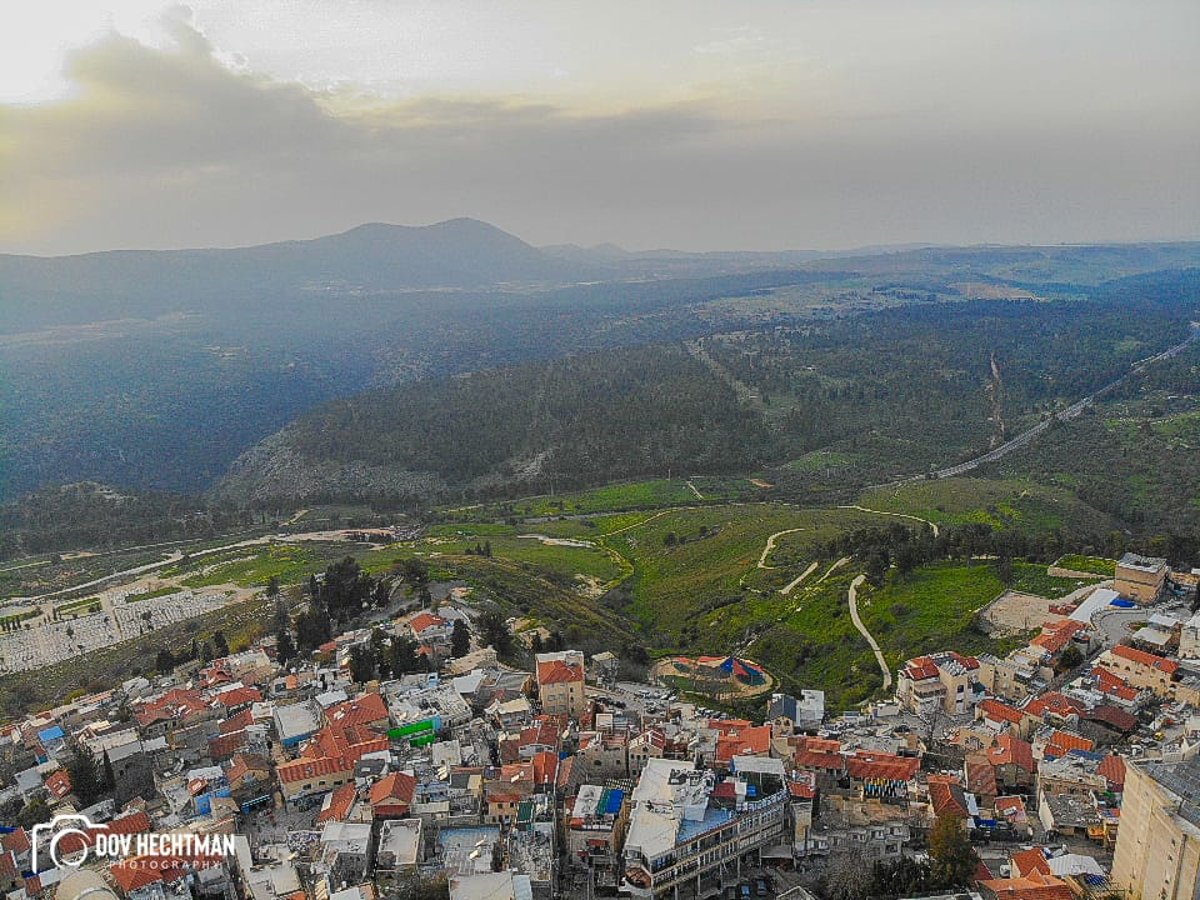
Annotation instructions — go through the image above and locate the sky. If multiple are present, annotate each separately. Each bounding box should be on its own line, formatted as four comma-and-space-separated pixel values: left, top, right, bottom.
1, 1, 1197, 255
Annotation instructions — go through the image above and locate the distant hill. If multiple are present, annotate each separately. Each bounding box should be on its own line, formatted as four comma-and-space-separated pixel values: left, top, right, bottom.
0, 218, 603, 333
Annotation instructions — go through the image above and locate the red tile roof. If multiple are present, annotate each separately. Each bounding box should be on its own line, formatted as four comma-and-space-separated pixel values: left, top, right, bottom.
1030, 619, 1087, 654
213, 686, 262, 708
1, 828, 30, 856
1010, 847, 1051, 877
965, 754, 998, 797
978, 871, 1072, 900
927, 775, 969, 818
325, 692, 389, 728
208, 730, 248, 761
1044, 730, 1095, 758
988, 733, 1035, 773
796, 736, 840, 753
1111, 643, 1179, 675
901, 656, 940, 681
45, 768, 72, 800
1024, 692, 1085, 722
277, 755, 355, 785
1098, 754, 1127, 791
995, 795, 1027, 822
537, 659, 584, 685
369, 772, 416, 813
1092, 666, 1141, 702
980, 698, 1025, 726
317, 783, 359, 824
1084, 704, 1138, 734
846, 752, 919, 783
716, 725, 772, 763
408, 612, 448, 635
794, 749, 846, 772
220, 708, 256, 734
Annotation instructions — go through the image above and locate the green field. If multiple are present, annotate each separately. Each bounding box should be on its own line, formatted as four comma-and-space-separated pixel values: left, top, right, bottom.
444, 476, 762, 520
1055, 554, 1117, 576
1009, 562, 1102, 599
858, 477, 1115, 533
180, 544, 340, 588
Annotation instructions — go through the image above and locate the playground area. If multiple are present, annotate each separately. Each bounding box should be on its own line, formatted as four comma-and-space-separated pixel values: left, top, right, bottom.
650, 654, 776, 701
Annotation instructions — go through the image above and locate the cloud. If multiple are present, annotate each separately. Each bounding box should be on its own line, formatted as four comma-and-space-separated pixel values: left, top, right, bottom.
1, 8, 1197, 254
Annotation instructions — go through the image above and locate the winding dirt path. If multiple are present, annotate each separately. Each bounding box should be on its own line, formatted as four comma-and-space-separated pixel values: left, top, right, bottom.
839, 504, 940, 538
758, 528, 806, 569
847, 573, 892, 691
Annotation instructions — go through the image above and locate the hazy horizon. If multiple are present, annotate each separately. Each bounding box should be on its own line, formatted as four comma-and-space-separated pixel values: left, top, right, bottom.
3, 0, 1198, 255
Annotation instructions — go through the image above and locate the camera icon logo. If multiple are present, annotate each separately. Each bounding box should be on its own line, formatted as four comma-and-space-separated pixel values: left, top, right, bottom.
30, 815, 108, 872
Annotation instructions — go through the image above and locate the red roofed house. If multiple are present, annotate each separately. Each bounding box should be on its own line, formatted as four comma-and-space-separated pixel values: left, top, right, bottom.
846, 752, 920, 800
1090, 666, 1145, 709
965, 753, 999, 805
277, 755, 356, 809
986, 733, 1036, 792
1022, 692, 1086, 730
324, 692, 389, 731
1097, 755, 1126, 794
1029, 619, 1091, 661
979, 698, 1033, 739
978, 870, 1073, 900
226, 752, 274, 810
715, 725, 772, 768
316, 782, 360, 825
535, 651, 586, 719
896, 651, 982, 716
212, 686, 262, 713
1098, 644, 1180, 697
44, 769, 73, 802
407, 612, 452, 644
1042, 729, 1095, 760
369, 772, 417, 819
927, 774, 970, 820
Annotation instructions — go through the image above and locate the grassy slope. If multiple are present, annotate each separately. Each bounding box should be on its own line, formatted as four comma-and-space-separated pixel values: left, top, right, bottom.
857, 477, 1116, 532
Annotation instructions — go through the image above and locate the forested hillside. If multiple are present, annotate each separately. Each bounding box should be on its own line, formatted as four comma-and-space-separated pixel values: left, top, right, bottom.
221, 268, 1200, 513
217, 346, 776, 505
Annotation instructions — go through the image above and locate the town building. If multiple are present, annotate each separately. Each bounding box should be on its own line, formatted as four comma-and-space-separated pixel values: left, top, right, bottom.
1112, 756, 1200, 899
1115, 552, 1170, 604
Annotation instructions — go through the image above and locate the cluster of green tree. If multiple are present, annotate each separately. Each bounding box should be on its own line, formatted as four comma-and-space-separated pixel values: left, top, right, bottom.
815, 815, 978, 900
0, 482, 254, 560
264, 345, 774, 503
345, 619, 471, 682
822, 521, 1121, 586
155, 630, 230, 673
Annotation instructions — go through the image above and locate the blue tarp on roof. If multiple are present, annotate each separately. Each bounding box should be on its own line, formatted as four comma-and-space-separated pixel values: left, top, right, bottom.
604, 789, 624, 815
37, 726, 65, 744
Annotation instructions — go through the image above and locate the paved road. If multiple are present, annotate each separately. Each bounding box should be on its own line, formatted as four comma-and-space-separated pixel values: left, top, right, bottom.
847, 573, 893, 691
921, 326, 1200, 480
